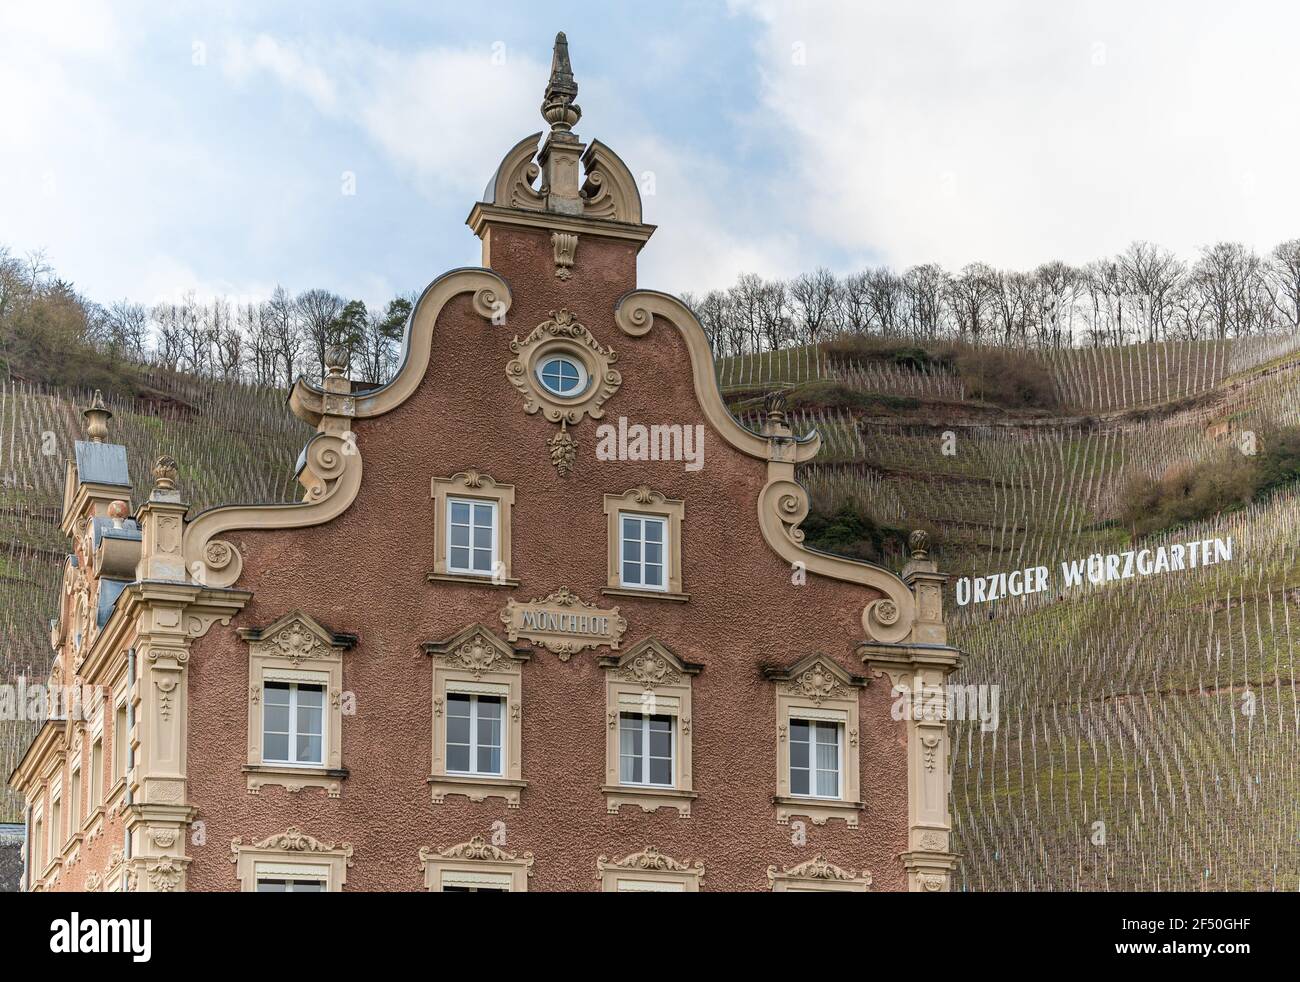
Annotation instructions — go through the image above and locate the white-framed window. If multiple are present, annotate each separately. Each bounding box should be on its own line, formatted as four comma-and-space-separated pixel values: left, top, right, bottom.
446, 497, 498, 576
618, 513, 668, 591
262, 681, 325, 767
618, 712, 675, 787
256, 877, 327, 892
535, 354, 589, 397
112, 696, 128, 783
445, 693, 504, 777
789, 717, 842, 799
233, 833, 352, 892
90, 736, 103, 809
46, 793, 58, 860
68, 765, 81, 833
440, 871, 513, 893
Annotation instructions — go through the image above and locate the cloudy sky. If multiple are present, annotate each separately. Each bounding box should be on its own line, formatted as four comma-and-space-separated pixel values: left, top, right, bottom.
2, 1, 1297, 309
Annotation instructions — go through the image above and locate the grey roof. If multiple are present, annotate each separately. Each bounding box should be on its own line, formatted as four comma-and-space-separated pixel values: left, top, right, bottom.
91, 515, 141, 549
74, 441, 130, 487
97, 578, 130, 628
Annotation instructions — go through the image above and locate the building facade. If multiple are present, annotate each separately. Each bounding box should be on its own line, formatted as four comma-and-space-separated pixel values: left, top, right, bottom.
10, 34, 962, 893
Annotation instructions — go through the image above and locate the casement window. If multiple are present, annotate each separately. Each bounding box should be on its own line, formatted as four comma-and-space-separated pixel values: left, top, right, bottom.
46, 789, 59, 863
231, 830, 352, 892
619, 713, 674, 787
239, 612, 355, 797
618, 514, 667, 591
599, 638, 700, 817
445, 694, 503, 776
602, 487, 686, 600
31, 813, 44, 879
430, 471, 516, 586
597, 847, 704, 892
765, 655, 866, 829
262, 682, 326, 767
90, 736, 104, 809
788, 718, 842, 799
255, 875, 327, 892
112, 697, 128, 784
419, 837, 534, 892
68, 766, 81, 834
425, 625, 528, 808
446, 498, 497, 576
441, 878, 510, 893
767, 857, 873, 892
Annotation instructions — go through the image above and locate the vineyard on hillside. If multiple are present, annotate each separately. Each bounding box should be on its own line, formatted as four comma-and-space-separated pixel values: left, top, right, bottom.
0, 376, 310, 819
723, 329, 1300, 891
1, 330, 1297, 892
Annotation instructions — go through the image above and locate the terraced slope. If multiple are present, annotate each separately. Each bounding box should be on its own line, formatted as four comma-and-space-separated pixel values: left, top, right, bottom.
722, 332, 1300, 890
0, 377, 310, 820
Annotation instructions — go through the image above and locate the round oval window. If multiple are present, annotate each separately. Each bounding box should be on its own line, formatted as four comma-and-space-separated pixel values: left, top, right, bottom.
536, 355, 588, 397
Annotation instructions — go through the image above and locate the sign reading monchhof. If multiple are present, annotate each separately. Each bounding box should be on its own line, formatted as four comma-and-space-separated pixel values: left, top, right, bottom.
500, 587, 627, 660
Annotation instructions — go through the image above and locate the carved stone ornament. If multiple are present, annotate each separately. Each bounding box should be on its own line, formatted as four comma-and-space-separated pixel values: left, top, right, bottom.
232, 827, 354, 864
552, 231, 578, 279
422, 836, 533, 867
500, 587, 627, 660
431, 629, 508, 679
506, 309, 621, 421
617, 650, 681, 689
505, 309, 621, 475
769, 855, 866, 883
597, 846, 703, 876
785, 663, 846, 707
271, 621, 329, 666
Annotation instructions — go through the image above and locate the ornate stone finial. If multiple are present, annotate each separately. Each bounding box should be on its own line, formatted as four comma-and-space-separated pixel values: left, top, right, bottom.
83, 390, 112, 443
763, 388, 789, 427
541, 31, 581, 134
152, 455, 178, 492
107, 500, 129, 528
324, 344, 349, 379
909, 529, 930, 560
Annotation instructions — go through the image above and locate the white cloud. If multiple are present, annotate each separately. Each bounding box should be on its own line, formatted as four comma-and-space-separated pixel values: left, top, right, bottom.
221, 35, 545, 198
734, 0, 1300, 270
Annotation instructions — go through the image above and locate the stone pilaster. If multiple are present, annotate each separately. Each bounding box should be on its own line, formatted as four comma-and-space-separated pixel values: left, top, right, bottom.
860, 531, 963, 892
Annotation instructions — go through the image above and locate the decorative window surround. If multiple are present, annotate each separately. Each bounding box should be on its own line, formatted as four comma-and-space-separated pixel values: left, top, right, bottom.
767, 856, 873, 892
237, 611, 356, 798
596, 846, 704, 892
424, 624, 528, 808
602, 486, 687, 601
429, 470, 518, 586
230, 828, 353, 892
764, 655, 866, 829
419, 836, 534, 892
597, 638, 701, 817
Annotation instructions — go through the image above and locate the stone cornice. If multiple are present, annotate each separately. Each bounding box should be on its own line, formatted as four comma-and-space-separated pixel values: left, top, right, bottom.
467, 201, 656, 248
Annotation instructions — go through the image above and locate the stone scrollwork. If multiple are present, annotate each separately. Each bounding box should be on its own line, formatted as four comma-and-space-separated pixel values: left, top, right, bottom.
767, 856, 873, 892
505, 308, 621, 424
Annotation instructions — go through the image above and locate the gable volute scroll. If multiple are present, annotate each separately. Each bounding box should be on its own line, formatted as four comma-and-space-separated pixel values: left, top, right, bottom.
183, 268, 512, 591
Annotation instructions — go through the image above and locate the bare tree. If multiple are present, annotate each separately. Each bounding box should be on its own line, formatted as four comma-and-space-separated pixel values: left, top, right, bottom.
789, 267, 839, 346
296, 288, 346, 382
865, 267, 903, 335
756, 278, 791, 350
1192, 242, 1273, 339
1119, 241, 1185, 342
902, 264, 948, 339
1270, 239, 1300, 330
839, 272, 872, 334
265, 285, 302, 389
947, 262, 997, 342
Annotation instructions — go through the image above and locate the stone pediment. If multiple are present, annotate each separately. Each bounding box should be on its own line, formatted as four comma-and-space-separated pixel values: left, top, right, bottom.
762, 654, 867, 707
237, 611, 356, 664
423, 624, 528, 677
